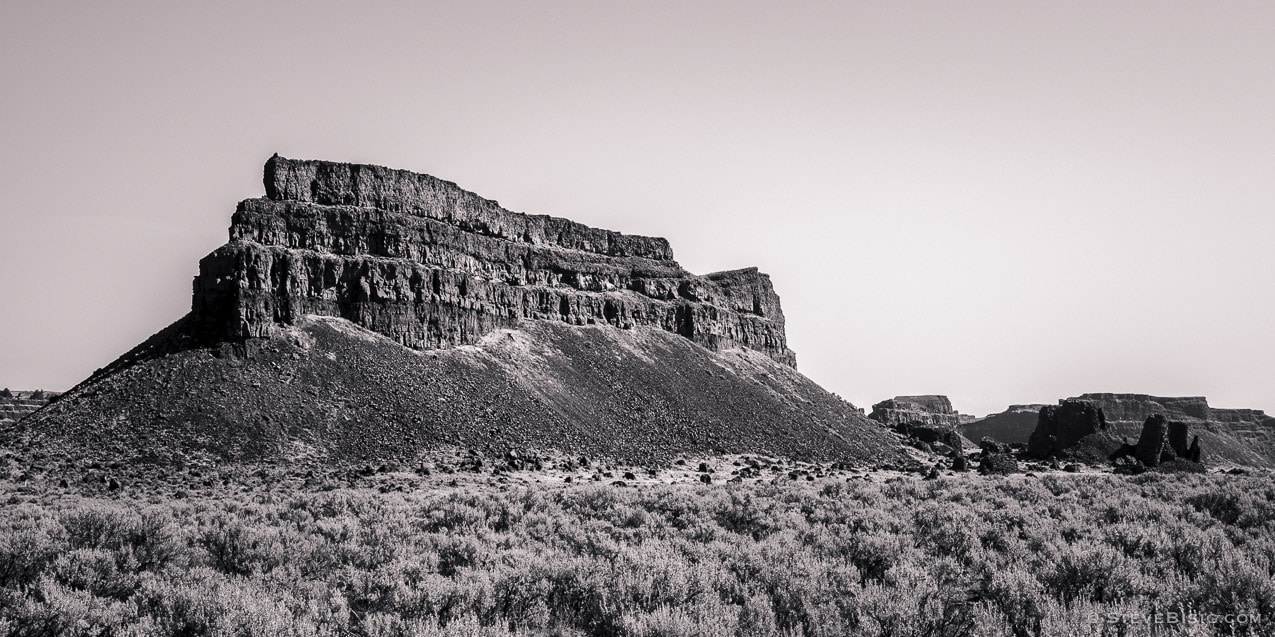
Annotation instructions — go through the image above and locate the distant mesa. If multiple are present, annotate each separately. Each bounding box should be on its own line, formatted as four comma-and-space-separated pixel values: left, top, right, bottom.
13, 156, 899, 465
868, 395, 967, 429
1073, 393, 1273, 468
868, 395, 971, 455
957, 404, 1045, 445
0, 390, 60, 426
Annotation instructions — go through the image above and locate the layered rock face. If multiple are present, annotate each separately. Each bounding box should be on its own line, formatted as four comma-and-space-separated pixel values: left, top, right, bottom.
868, 395, 970, 453
1076, 394, 1211, 424
0, 390, 59, 425
191, 155, 795, 366
868, 395, 965, 428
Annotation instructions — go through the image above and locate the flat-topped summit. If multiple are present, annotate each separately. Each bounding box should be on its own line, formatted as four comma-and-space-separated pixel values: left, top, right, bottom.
191, 155, 794, 367
14, 156, 898, 465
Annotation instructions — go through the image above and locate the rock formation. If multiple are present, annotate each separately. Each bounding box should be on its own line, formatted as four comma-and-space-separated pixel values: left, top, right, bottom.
868, 395, 970, 454
868, 395, 965, 428
1069, 393, 1273, 468
1112, 414, 1204, 470
0, 390, 59, 426
1134, 415, 1170, 467
12, 156, 902, 466
1026, 400, 1109, 459
1186, 436, 1201, 463
1167, 421, 1190, 458
191, 155, 794, 366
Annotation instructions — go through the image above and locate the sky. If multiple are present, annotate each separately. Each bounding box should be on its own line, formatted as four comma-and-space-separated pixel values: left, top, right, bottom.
1, 1, 1273, 417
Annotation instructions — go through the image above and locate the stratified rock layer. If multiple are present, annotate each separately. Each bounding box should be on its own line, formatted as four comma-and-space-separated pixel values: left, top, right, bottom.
0, 390, 59, 425
191, 155, 795, 367
868, 396, 965, 429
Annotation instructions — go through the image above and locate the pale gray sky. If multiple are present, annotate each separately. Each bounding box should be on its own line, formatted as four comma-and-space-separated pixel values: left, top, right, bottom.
2, 1, 1273, 417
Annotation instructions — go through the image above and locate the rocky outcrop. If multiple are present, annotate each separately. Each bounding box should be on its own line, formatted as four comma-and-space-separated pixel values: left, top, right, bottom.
869, 396, 970, 454
1113, 414, 1204, 470
1069, 393, 1274, 468
958, 404, 1046, 445
1075, 394, 1209, 423
0, 390, 59, 425
190, 155, 795, 367
868, 395, 965, 428
1026, 400, 1108, 458
1186, 436, 1201, 463
1167, 421, 1190, 458
1135, 415, 1170, 467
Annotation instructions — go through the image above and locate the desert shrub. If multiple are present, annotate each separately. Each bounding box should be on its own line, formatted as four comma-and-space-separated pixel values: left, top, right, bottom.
131, 566, 339, 636
60, 504, 182, 571
1184, 488, 1275, 531
3, 576, 140, 637
981, 566, 1046, 637
1043, 544, 1148, 603
46, 548, 134, 599
3, 473, 1275, 635
0, 508, 66, 590
1189, 544, 1275, 618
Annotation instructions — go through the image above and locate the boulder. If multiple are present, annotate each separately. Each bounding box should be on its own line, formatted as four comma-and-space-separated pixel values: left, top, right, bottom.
978, 453, 1019, 475
979, 438, 1005, 454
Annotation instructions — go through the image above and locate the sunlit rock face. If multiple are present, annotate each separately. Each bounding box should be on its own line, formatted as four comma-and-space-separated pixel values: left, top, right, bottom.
191, 155, 796, 367
867, 395, 965, 429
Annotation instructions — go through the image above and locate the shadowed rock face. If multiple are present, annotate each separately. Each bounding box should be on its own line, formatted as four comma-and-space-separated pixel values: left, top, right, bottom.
958, 404, 1046, 445
1168, 421, 1190, 458
191, 155, 795, 367
1136, 415, 1170, 467
1027, 400, 1109, 459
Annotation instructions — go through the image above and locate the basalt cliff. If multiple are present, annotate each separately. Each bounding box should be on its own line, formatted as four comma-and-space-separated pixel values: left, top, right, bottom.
14, 156, 898, 465
189, 155, 796, 366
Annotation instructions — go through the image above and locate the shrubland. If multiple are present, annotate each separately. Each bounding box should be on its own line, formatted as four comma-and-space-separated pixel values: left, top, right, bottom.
1, 471, 1272, 636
